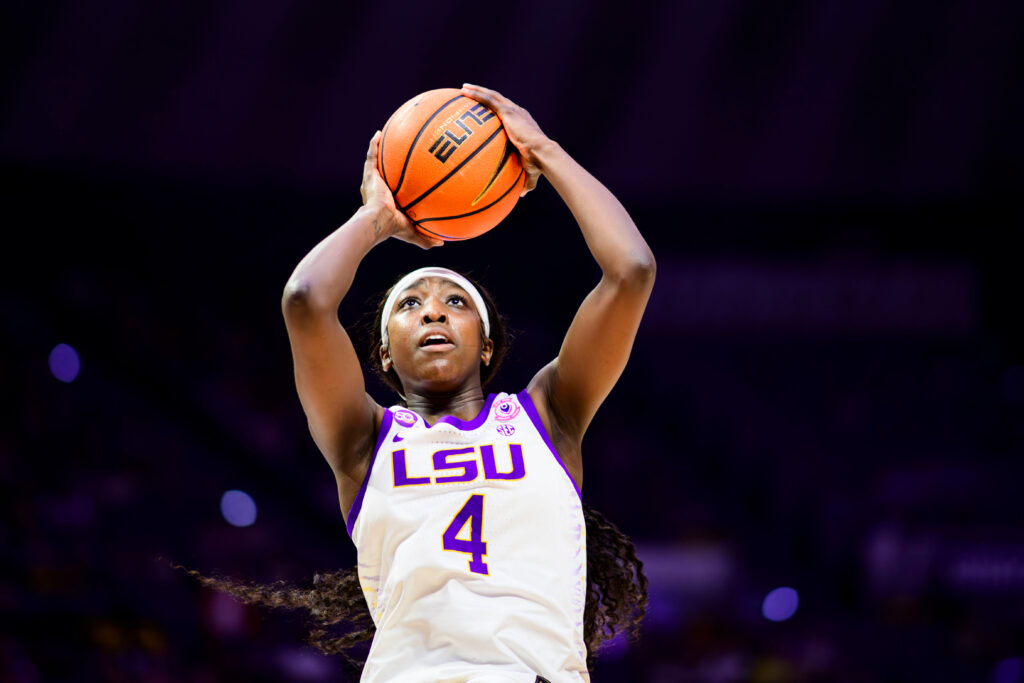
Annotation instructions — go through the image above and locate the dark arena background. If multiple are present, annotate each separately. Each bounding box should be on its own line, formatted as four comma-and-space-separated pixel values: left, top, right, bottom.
3, 1, 1023, 681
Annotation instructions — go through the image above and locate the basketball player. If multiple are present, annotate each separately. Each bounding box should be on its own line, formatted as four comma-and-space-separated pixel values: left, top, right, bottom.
192, 85, 655, 682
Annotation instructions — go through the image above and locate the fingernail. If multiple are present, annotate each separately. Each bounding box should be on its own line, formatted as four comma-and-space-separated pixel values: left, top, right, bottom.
462, 83, 475, 89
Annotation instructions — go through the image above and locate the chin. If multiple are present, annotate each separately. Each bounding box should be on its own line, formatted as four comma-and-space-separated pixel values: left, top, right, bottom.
412, 364, 473, 392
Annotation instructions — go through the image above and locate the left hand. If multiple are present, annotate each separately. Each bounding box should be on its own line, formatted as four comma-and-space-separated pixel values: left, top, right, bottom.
460, 84, 551, 197
361, 131, 442, 249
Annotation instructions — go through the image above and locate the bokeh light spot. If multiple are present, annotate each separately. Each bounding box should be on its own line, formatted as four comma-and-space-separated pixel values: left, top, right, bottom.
762, 586, 799, 622
220, 490, 257, 527
993, 657, 1023, 683
276, 647, 336, 681
49, 343, 81, 383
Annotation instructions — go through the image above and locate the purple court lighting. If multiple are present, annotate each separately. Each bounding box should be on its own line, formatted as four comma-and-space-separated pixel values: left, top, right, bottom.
993, 657, 1023, 683
762, 586, 799, 622
48, 343, 81, 383
220, 490, 258, 527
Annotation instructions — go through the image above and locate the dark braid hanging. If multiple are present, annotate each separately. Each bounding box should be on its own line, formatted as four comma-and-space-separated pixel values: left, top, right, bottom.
580, 504, 649, 666
180, 503, 646, 670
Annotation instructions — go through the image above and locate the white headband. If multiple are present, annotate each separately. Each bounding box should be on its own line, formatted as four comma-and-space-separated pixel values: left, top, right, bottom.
380, 267, 490, 348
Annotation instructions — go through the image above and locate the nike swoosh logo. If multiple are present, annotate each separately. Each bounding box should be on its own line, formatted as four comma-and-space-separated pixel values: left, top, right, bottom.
392, 434, 404, 443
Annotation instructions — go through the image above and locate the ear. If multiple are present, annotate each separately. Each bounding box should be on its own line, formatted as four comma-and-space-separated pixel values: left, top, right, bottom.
481, 337, 494, 367
380, 344, 392, 372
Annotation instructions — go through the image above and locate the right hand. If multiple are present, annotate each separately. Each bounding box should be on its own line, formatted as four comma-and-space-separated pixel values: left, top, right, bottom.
460, 84, 551, 197
361, 131, 443, 249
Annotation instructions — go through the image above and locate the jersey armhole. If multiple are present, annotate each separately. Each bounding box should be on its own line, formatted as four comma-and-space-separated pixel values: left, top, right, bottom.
517, 390, 582, 500
346, 408, 395, 537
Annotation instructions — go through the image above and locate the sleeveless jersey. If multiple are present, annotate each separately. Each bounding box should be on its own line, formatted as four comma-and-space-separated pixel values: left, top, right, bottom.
347, 391, 589, 683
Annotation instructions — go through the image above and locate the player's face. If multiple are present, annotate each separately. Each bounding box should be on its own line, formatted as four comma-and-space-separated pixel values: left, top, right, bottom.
381, 277, 493, 394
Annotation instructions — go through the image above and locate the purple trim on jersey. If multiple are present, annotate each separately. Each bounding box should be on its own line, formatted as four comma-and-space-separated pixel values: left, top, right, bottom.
517, 390, 583, 499
423, 393, 497, 430
346, 409, 394, 537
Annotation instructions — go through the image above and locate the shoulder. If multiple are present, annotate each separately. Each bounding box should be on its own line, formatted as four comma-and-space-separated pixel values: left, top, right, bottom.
524, 363, 583, 484
339, 397, 389, 476
332, 397, 388, 519
525, 361, 580, 440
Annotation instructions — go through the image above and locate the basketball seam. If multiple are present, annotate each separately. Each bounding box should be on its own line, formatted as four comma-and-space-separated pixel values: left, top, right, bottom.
472, 141, 515, 205
393, 95, 463, 197
379, 117, 393, 188
415, 221, 470, 241
400, 127, 503, 213
416, 167, 525, 225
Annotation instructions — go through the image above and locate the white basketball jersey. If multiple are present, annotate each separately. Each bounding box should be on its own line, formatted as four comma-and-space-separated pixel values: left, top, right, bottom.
347, 391, 589, 683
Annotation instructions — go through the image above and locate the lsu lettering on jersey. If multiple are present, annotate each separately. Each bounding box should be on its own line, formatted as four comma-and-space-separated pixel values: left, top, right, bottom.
347, 391, 588, 683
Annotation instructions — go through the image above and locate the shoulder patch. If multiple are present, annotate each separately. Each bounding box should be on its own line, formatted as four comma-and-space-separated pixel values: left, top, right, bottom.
393, 409, 418, 427
492, 396, 521, 422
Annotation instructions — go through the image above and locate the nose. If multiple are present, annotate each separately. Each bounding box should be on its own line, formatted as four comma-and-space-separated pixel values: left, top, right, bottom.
421, 296, 447, 324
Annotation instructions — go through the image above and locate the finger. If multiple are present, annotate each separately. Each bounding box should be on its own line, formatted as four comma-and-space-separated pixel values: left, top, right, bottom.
524, 168, 541, 195
462, 83, 507, 103
460, 85, 493, 109
414, 231, 445, 249
396, 221, 442, 249
366, 130, 381, 162
461, 83, 511, 110
418, 226, 445, 248
519, 169, 539, 197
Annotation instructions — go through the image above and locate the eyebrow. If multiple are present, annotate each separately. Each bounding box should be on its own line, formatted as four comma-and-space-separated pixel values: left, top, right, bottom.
396, 278, 469, 299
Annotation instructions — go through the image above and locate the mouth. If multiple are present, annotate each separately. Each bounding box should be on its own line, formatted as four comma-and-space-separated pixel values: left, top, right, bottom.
419, 333, 455, 351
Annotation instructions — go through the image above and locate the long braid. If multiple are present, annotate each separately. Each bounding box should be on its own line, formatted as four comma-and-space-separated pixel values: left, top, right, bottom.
174, 565, 375, 669
581, 504, 649, 665
178, 502, 647, 669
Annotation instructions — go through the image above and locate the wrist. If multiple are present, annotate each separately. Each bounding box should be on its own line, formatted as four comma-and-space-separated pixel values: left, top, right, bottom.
357, 202, 399, 243
529, 138, 564, 172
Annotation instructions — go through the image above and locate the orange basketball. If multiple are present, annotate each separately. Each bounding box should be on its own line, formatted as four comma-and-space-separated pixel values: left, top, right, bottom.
377, 88, 526, 241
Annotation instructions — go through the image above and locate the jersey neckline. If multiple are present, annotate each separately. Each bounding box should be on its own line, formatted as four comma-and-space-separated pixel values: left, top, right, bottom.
402, 392, 498, 430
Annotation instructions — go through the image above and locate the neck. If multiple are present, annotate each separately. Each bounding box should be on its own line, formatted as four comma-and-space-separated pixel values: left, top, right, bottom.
403, 385, 487, 425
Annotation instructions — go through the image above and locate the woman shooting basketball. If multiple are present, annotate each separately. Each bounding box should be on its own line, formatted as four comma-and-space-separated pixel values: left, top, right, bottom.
192, 84, 655, 681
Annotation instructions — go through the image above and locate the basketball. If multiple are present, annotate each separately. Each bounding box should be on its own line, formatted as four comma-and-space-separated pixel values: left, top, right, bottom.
377, 88, 526, 241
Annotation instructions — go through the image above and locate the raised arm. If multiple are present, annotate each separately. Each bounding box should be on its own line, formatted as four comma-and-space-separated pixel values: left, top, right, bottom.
281, 133, 441, 487
461, 85, 656, 446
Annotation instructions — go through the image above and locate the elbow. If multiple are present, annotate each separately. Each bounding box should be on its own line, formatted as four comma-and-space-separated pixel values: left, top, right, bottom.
281, 279, 331, 318
636, 250, 657, 282
608, 250, 656, 289
281, 280, 311, 311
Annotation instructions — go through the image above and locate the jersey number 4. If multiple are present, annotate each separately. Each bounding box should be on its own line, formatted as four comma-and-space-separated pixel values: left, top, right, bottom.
442, 494, 489, 575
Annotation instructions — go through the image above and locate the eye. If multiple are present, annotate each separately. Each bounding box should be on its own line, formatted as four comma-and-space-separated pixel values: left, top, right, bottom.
446, 294, 466, 306
398, 297, 419, 309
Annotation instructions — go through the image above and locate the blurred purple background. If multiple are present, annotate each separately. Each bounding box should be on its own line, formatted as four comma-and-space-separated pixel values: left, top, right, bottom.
3, 1, 1023, 681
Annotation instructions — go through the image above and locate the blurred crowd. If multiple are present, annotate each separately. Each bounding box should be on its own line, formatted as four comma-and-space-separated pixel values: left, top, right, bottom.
3, 170, 1022, 681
